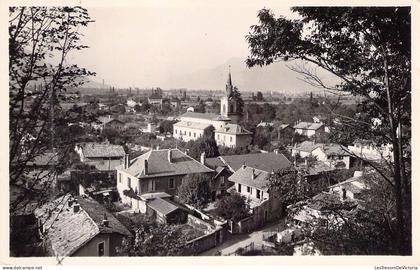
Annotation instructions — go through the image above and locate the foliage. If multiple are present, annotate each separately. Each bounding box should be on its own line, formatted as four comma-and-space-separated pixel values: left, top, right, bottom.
116, 216, 188, 256
185, 125, 219, 160
247, 7, 411, 254
214, 192, 250, 222
9, 7, 95, 214
158, 120, 176, 134
177, 174, 212, 209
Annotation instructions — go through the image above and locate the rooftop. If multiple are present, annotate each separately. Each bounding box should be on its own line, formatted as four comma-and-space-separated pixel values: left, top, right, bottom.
119, 148, 214, 178
293, 122, 324, 130
98, 116, 125, 125
228, 166, 270, 191
219, 152, 292, 172
215, 123, 252, 135
173, 120, 211, 130
293, 141, 323, 153
179, 112, 229, 121
147, 197, 180, 216
78, 143, 126, 158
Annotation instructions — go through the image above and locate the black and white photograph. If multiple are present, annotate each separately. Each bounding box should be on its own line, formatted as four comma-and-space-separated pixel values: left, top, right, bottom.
3, 0, 418, 266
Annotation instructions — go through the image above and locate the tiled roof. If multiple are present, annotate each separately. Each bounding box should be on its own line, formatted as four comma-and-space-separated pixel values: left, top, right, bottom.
296, 161, 335, 176
329, 175, 368, 194
180, 112, 220, 121
205, 157, 226, 169
79, 143, 126, 158
173, 121, 211, 130
228, 166, 269, 191
215, 123, 252, 135
307, 192, 357, 211
120, 149, 214, 178
147, 197, 180, 215
219, 152, 292, 172
293, 122, 324, 130
76, 196, 132, 236
292, 141, 322, 153
34, 194, 131, 257
98, 116, 124, 125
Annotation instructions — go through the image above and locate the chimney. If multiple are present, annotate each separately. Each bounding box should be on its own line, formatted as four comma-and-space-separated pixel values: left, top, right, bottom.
185, 149, 189, 155
144, 159, 148, 175
156, 145, 160, 150
252, 169, 255, 180
353, 171, 363, 178
73, 203, 80, 213
342, 188, 347, 201
68, 198, 74, 207
102, 213, 109, 226
242, 161, 246, 168
168, 149, 172, 163
274, 149, 279, 155
304, 158, 308, 167
200, 152, 206, 165
124, 154, 129, 169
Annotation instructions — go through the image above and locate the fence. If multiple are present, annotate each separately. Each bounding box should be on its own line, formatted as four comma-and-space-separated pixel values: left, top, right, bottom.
223, 241, 275, 256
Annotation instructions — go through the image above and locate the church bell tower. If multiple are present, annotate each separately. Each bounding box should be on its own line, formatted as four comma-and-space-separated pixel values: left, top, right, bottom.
220, 66, 242, 123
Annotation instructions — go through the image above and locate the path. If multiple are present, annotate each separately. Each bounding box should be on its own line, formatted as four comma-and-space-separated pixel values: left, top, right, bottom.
200, 218, 286, 256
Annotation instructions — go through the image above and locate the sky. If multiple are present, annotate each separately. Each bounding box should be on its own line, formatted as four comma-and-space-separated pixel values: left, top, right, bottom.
66, 4, 298, 89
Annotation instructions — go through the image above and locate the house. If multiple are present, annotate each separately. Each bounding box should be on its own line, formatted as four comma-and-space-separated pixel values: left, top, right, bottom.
126, 99, 137, 108
292, 141, 354, 169
311, 144, 353, 169
148, 90, 163, 108
224, 152, 293, 229
74, 142, 126, 171
291, 141, 323, 158
34, 194, 131, 257
173, 70, 253, 147
328, 171, 369, 201
203, 154, 235, 201
116, 148, 214, 213
347, 139, 393, 161
93, 116, 125, 132
214, 123, 252, 148
293, 121, 324, 138
257, 121, 274, 128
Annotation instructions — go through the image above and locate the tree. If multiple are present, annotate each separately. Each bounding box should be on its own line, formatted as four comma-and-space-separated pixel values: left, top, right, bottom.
247, 7, 411, 254
256, 91, 264, 101
214, 192, 250, 222
158, 120, 176, 134
116, 217, 188, 256
177, 174, 212, 209
195, 100, 206, 113
186, 125, 219, 159
9, 7, 95, 214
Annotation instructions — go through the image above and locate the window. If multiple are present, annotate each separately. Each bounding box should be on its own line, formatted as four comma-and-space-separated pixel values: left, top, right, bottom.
98, 242, 105, 256
220, 176, 225, 186
256, 189, 261, 199
217, 134, 220, 140
247, 186, 251, 193
127, 177, 131, 188
230, 136, 233, 142
189, 131, 191, 137
118, 173, 121, 183
169, 178, 175, 189
175, 129, 177, 134
238, 183, 241, 193
194, 132, 196, 138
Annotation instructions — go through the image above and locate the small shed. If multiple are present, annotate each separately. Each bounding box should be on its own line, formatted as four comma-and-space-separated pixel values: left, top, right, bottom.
146, 197, 187, 224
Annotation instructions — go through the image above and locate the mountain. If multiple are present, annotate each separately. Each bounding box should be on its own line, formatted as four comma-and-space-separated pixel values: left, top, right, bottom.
163, 57, 339, 93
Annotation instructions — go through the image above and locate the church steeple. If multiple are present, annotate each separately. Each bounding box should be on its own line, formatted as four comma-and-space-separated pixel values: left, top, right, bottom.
226, 65, 233, 97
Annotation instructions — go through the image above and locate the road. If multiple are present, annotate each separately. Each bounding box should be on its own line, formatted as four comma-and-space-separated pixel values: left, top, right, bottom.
200, 218, 286, 256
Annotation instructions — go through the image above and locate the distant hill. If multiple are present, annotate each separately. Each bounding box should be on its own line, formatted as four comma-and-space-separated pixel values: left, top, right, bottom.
163, 57, 340, 93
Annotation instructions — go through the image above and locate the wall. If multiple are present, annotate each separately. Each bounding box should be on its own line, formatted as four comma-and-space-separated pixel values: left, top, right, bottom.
72, 233, 111, 257
187, 214, 214, 233
173, 125, 205, 142
116, 169, 139, 205
235, 182, 269, 201
84, 158, 123, 171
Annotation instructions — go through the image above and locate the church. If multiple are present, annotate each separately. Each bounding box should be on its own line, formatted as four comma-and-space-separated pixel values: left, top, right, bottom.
173, 70, 253, 148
